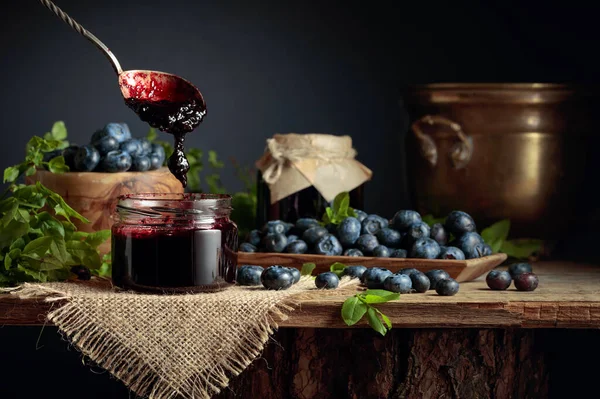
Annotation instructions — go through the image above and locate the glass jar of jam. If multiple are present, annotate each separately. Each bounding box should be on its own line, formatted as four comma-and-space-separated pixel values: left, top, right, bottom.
111, 193, 238, 294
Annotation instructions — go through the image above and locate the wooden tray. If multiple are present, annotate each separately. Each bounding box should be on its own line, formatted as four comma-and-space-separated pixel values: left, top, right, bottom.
236, 252, 508, 283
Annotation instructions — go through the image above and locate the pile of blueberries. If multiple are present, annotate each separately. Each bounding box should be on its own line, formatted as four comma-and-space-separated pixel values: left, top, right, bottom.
43, 123, 166, 173
240, 209, 492, 260
486, 262, 539, 291
236, 263, 460, 296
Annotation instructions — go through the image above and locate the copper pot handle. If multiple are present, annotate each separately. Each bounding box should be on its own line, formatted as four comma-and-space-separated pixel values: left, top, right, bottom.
410, 115, 473, 169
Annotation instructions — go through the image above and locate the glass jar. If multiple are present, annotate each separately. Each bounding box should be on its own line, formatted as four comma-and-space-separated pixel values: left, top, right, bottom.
111, 193, 238, 294
255, 170, 365, 228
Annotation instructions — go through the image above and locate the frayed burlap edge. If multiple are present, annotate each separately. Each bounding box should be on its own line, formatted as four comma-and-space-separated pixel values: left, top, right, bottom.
7, 277, 359, 399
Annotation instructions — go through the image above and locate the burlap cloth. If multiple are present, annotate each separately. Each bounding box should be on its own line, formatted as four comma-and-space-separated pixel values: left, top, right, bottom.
7, 276, 359, 399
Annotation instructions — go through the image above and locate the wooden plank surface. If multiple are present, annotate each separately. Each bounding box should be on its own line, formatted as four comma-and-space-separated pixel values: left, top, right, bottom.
1, 261, 599, 328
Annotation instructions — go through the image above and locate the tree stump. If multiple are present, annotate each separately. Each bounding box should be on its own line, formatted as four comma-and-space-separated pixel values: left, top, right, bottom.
216, 327, 600, 399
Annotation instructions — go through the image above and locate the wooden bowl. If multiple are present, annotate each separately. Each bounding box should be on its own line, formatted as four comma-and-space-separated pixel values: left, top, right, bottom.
25, 167, 183, 255
237, 252, 508, 282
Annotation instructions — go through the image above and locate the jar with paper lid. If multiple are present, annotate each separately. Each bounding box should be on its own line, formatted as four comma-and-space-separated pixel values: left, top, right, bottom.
255, 133, 372, 227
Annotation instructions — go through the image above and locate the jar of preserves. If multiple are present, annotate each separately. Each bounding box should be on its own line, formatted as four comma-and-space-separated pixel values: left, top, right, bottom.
111, 193, 238, 293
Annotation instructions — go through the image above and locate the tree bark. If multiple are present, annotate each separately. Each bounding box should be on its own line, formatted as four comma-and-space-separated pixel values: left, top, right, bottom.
217, 328, 559, 399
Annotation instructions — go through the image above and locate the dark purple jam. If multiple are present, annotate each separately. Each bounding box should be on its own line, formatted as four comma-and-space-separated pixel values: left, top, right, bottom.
125, 97, 206, 188
112, 219, 238, 293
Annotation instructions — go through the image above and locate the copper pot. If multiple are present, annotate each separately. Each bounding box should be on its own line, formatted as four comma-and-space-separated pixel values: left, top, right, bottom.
402, 83, 598, 239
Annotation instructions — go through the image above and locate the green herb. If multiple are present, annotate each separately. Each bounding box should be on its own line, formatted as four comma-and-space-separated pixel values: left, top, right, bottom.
329, 262, 346, 277
421, 214, 446, 227
341, 289, 399, 336
300, 262, 316, 276
480, 219, 543, 259
1, 123, 110, 286
93, 253, 112, 278
480, 219, 510, 253
321, 192, 358, 226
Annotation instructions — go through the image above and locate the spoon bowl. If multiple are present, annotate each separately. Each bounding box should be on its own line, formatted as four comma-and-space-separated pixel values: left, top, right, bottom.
118, 70, 205, 105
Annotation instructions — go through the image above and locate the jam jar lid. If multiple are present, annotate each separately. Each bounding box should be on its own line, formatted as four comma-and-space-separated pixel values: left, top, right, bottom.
115, 193, 233, 223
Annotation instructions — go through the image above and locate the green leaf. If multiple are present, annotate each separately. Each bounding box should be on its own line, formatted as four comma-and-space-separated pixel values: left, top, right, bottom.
0, 218, 29, 249
48, 156, 70, 173
300, 262, 316, 276
341, 296, 368, 326
146, 127, 158, 141
23, 236, 53, 258
347, 207, 358, 218
50, 121, 67, 141
92, 253, 112, 278
375, 308, 392, 329
10, 238, 26, 251
362, 289, 400, 302
36, 182, 88, 224
1, 198, 19, 227
481, 219, 511, 245
82, 230, 111, 248
329, 262, 346, 277
208, 150, 224, 168
17, 264, 45, 282
65, 240, 101, 269
39, 254, 65, 271
32, 212, 65, 237
421, 214, 447, 227
25, 166, 37, 176
4, 249, 21, 270
49, 237, 71, 265
366, 307, 388, 336
3, 166, 20, 183
333, 192, 350, 216
500, 239, 543, 259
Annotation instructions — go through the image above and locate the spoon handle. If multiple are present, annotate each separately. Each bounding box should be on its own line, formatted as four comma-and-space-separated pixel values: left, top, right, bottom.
39, 0, 123, 75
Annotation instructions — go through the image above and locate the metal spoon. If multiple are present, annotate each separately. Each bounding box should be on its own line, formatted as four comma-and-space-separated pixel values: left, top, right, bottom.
39, 0, 206, 106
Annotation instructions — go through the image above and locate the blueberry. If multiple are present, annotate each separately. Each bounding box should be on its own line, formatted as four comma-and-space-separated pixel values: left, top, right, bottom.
262, 233, 288, 253
435, 278, 460, 296
151, 143, 166, 159
139, 138, 153, 155
425, 269, 450, 290
513, 272, 539, 291
383, 274, 412, 293
486, 270, 512, 290
262, 220, 287, 236
286, 267, 301, 284
295, 218, 321, 233
73, 144, 100, 172
236, 265, 264, 286
397, 268, 420, 277
445, 210, 477, 236
391, 210, 422, 232
354, 209, 368, 222
70, 265, 91, 281
286, 234, 299, 242
342, 265, 367, 279
430, 223, 448, 246
284, 222, 294, 233
61, 145, 79, 170
438, 246, 466, 260
464, 242, 492, 259
315, 272, 340, 289
130, 155, 151, 172
376, 228, 402, 248
456, 232, 485, 258
410, 238, 441, 259
42, 149, 63, 163
91, 123, 131, 144
373, 245, 391, 257
302, 226, 329, 246
410, 272, 431, 293
361, 215, 389, 235
246, 229, 262, 247
356, 234, 379, 254
361, 267, 393, 289
239, 243, 257, 252
120, 139, 144, 158
314, 234, 343, 256
336, 217, 362, 247
343, 248, 364, 257
261, 266, 294, 290
149, 153, 164, 170
403, 222, 431, 248
508, 262, 533, 278
91, 134, 120, 156
284, 240, 308, 254
100, 150, 132, 172
390, 249, 408, 258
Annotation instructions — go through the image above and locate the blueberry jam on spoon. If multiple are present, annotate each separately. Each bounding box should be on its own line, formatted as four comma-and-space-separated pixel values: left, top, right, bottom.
120, 70, 207, 187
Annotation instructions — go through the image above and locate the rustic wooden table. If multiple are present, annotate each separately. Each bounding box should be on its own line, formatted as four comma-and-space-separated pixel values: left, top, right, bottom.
2, 261, 599, 398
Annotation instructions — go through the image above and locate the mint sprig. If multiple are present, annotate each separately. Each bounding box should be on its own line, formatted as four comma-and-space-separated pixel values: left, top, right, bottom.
341, 289, 399, 336
321, 192, 358, 225
0, 122, 110, 286
300, 262, 316, 276
480, 219, 543, 259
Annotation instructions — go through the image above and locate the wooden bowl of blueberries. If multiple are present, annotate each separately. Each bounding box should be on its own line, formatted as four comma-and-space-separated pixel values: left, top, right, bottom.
25, 122, 183, 255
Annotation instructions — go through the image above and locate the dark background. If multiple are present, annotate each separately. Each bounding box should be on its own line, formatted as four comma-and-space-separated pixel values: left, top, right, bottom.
2, 0, 600, 397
